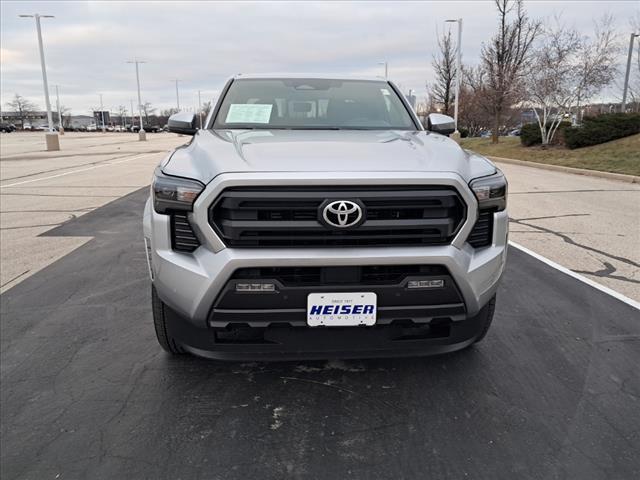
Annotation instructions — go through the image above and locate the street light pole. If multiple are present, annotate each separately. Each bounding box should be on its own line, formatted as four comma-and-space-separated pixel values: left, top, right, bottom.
622, 33, 639, 113
127, 59, 147, 141
99, 93, 106, 133
172, 79, 181, 111
378, 61, 388, 79
55, 85, 64, 135
130, 98, 134, 131
198, 90, 203, 129
19, 13, 59, 150
446, 18, 463, 135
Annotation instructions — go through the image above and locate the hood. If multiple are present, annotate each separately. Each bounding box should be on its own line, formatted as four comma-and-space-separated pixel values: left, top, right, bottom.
162, 129, 496, 184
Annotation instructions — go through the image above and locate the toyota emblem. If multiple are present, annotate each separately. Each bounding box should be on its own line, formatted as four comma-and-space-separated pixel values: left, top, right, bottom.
321, 200, 364, 228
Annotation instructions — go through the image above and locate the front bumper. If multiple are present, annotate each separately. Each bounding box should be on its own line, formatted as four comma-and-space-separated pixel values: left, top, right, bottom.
162, 303, 487, 360
143, 171, 508, 357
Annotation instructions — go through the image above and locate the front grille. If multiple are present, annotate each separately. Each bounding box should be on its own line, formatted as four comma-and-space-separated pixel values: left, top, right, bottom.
467, 210, 493, 248
231, 265, 449, 286
209, 186, 466, 247
171, 212, 200, 252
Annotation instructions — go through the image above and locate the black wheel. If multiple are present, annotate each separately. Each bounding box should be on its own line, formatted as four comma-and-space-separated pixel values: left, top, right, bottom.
151, 286, 184, 354
471, 294, 497, 344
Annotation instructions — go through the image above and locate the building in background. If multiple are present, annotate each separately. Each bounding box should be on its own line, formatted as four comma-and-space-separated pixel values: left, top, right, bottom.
69, 115, 94, 129
93, 111, 111, 127
0, 110, 48, 129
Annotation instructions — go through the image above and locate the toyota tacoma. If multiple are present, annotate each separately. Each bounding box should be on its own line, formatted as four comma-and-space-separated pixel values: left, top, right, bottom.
143, 74, 508, 360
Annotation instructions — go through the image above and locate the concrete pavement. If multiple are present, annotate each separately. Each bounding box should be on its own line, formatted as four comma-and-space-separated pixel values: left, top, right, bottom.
0, 132, 188, 292
497, 161, 640, 301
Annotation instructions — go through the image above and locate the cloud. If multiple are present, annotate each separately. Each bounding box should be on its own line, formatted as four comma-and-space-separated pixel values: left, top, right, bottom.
1, 1, 637, 114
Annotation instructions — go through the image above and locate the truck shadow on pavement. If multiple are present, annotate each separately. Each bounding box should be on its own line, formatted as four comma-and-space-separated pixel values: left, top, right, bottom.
1, 188, 638, 480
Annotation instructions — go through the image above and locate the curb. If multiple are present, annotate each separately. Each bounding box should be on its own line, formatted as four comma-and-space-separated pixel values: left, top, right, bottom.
488, 156, 640, 184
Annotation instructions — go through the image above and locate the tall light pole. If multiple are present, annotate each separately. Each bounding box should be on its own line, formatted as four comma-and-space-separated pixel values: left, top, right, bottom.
99, 93, 106, 133
127, 59, 147, 141
19, 13, 59, 150
198, 90, 203, 128
130, 98, 135, 131
54, 85, 64, 135
446, 18, 463, 135
622, 33, 639, 113
171, 79, 181, 110
378, 61, 388, 79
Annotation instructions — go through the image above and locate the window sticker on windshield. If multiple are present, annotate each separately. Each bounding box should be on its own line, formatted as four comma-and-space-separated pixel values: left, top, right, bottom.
226, 104, 273, 124
380, 88, 391, 96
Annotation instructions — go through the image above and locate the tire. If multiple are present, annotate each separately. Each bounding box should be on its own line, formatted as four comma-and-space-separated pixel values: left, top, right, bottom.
471, 294, 497, 344
151, 286, 184, 354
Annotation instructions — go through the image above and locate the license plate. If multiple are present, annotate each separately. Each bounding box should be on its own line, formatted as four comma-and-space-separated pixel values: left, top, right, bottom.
307, 292, 377, 327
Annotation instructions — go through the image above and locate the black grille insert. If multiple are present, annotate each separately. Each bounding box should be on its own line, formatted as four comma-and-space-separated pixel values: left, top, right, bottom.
231, 265, 450, 286
467, 210, 493, 248
210, 186, 466, 247
171, 212, 200, 252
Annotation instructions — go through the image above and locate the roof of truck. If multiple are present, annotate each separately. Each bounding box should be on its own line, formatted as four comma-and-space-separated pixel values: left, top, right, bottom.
232, 73, 388, 82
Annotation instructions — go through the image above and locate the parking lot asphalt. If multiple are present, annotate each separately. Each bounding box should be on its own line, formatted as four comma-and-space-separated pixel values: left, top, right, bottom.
1, 187, 639, 480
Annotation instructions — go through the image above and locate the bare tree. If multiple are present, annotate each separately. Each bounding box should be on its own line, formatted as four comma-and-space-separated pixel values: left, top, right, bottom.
116, 105, 128, 126
160, 108, 179, 117
480, 0, 541, 143
429, 28, 457, 116
574, 15, 619, 117
5, 93, 38, 129
527, 16, 618, 145
462, 66, 497, 135
620, 13, 640, 112
201, 101, 212, 118
141, 102, 156, 124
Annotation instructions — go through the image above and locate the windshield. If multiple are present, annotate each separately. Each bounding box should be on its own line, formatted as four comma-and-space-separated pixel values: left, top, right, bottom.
213, 78, 416, 130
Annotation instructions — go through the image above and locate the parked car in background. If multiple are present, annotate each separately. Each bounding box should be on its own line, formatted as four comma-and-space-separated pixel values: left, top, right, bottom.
0, 123, 16, 132
132, 124, 162, 133
86, 124, 97, 132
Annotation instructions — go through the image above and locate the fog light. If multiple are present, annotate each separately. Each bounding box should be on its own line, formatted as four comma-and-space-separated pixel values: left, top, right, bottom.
235, 282, 276, 292
407, 279, 444, 289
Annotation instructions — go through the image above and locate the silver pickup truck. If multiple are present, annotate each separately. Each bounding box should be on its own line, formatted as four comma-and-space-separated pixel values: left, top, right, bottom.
143, 74, 508, 360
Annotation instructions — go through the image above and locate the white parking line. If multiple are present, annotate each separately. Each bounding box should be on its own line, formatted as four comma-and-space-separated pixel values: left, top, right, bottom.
510, 241, 640, 310
0, 153, 158, 189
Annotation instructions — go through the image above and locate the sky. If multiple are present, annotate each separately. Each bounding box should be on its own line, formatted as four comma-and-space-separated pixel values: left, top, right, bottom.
1, 0, 638, 115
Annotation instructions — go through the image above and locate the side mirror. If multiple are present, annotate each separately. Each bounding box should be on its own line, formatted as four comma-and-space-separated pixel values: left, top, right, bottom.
427, 113, 455, 136
168, 112, 197, 135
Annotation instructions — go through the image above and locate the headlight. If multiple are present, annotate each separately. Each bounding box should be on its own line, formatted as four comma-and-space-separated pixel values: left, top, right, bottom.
469, 171, 507, 211
152, 167, 204, 214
